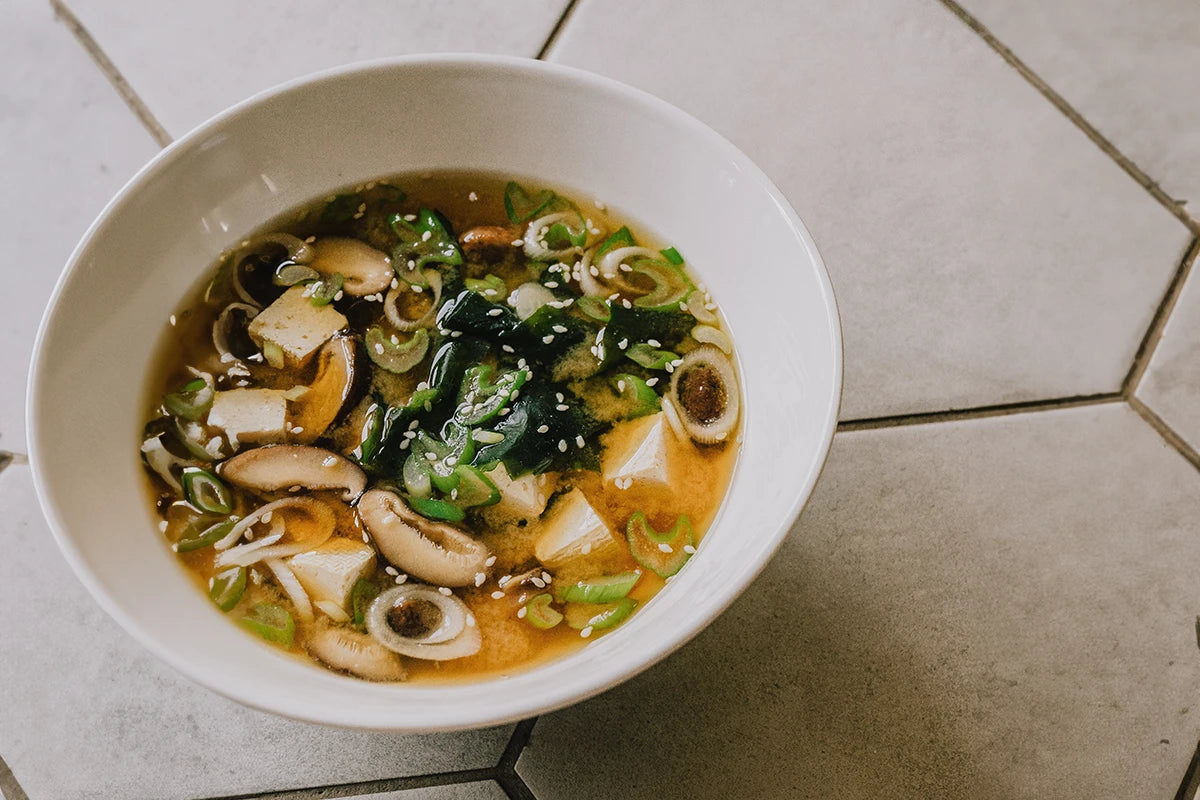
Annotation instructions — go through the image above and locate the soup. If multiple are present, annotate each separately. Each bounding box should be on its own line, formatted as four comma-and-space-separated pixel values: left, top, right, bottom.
140, 173, 740, 683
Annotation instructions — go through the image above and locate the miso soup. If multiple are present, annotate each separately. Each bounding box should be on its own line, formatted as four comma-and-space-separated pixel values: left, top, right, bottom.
140, 173, 740, 683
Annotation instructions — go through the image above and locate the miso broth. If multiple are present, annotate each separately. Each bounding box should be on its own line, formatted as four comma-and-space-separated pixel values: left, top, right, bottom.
141, 173, 740, 683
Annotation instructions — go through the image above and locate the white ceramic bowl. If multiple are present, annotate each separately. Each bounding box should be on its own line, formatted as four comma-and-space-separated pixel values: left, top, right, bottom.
28, 55, 841, 731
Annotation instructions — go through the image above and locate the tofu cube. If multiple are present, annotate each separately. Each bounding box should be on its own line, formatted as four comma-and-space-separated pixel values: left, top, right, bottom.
248, 285, 348, 369
534, 488, 618, 568
484, 463, 554, 523
602, 413, 674, 491
207, 388, 289, 444
287, 538, 376, 611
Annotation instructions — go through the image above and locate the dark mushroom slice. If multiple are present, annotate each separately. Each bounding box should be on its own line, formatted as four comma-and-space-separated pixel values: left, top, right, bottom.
459, 225, 521, 262
308, 237, 394, 297
212, 302, 261, 362
357, 489, 491, 587
306, 625, 407, 681
230, 233, 313, 307
667, 344, 739, 444
365, 585, 481, 660
288, 334, 365, 444
218, 445, 367, 501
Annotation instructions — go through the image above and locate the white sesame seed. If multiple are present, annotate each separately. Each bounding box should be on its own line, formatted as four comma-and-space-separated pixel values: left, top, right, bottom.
485, 555, 497, 567
395, 574, 408, 584
399, 439, 410, 450
468, 191, 478, 201
421, 230, 432, 242
556, 404, 569, 412
502, 344, 515, 353
517, 358, 527, 368
552, 324, 567, 334
408, 259, 416, 268
665, 363, 675, 373
168, 314, 177, 326
546, 281, 559, 289
466, 614, 477, 627
391, 278, 399, 289
537, 424, 550, 433
374, 343, 385, 354
542, 571, 552, 583
363, 532, 370, 542
385, 566, 398, 576
425, 452, 437, 460
575, 435, 585, 448
451, 331, 462, 338
618, 338, 628, 350
475, 572, 486, 587
491, 591, 505, 600
334, 290, 344, 301
645, 377, 659, 387
582, 543, 592, 555
511, 239, 524, 247
580, 626, 594, 638
543, 334, 555, 344
487, 308, 504, 317
438, 586, 452, 596
647, 339, 661, 348
158, 520, 168, 532
292, 426, 304, 434
683, 544, 697, 554
558, 439, 568, 452
658, 542, 673, 553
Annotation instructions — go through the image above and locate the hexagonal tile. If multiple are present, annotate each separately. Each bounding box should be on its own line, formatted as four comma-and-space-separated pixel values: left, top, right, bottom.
547, 0, 1190, 418
519, 404, 1200, 798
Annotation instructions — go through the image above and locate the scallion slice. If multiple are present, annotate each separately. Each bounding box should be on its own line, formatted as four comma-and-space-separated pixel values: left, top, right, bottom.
597, 226, 635, 256
365, 326, 429, 374
464, 274, 507, 299
209, 565, 247, 612
449, 464, 500, 508
389, 207, 462, 282
350, 578, 380, 626
162, 375, 214, 420
627, 512, 694, 577
407, 496, 466, 523
523, 593, 563, 630
563, 598, 637, 631
181, 467, 233, 515
576, 295, 611, 323
626, 343, 679, 370
503, 181, 554, 223
176, 518, 237, 553
659, 246, 684, 265
631, 260, 691, 310
238, 602, 295, 646
454, 365, 528, 426
308, 271, 343, 306
556, 571, 640, 604
273, 262, 320, 286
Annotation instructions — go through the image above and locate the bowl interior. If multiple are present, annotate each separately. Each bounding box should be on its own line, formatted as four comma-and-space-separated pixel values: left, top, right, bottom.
29, 55, 841, 730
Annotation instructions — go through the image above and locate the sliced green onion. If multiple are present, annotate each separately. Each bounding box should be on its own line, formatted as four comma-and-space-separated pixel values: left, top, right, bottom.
504, 181, 554, 223
556, 571, 641, 604
163, 375, 214, 420
174, 417, 217, 461
352, 403, 386, 465
543, 219, 587, 249
576, 295, 611, 323
366, 326, 429, 374
626, 343, 679, 370
262, 340, 285, 369
350, 578, 380, 626
612, 373, 660, 418
631, 260, 691, 310
454, 365, 529, 426
209, 566, 247, 612
175, 518, 236, 553
597, 226, 636, 256
273, 262, 320, 286
320, 192, 363, 226
238, 602, 295, 646
626, 512, 694, 577
564, 598, 637, 631
464, 274, 507, 299
524, 593, 563, 630
308, 271, 343, 306
402, 452, 433, 498
389, 207, 462, 282
472, 429, 505, 445
181, 467, 233, 515
660, 246, 684, 265
449, 464, 500, 508
407, 496, 466, 522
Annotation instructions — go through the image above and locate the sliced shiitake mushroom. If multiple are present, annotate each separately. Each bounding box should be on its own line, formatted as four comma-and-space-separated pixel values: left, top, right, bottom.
365, 585, 481, 661
357, 489, 491, 587
219, 445, 367, 501
306, 625, 408, 681
459, 225, 520, 262
288, 334, 364, 443
308, 237, 393, 297
213, 496, 336, 566
667, 344, 739, 444
212, 303, 261, 362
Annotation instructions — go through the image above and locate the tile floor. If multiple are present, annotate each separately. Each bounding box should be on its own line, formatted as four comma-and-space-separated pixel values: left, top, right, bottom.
5, 0, 1200, 798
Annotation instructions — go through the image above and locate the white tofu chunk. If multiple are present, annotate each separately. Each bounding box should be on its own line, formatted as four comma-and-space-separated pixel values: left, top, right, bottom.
248, 285, 348, 368
602, 413, 674, 491
207, 388, 289, 444
534, 488, 618, 568
287, 538, 376, 611
484, 463, 554, 523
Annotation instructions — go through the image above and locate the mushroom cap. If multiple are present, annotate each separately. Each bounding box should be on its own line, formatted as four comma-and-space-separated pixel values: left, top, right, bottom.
306, 624, 407, 681
357, 489, 491, 587
365, 585, 481, 661
667, 344, 740, 445
309, 237, 393, 297
219, 445, 367, 501
289, 334, 364, 444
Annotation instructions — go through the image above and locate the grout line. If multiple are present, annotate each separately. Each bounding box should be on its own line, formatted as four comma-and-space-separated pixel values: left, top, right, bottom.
1124, 238, 1200, 394
535, 0, 581, 61
495, 718, 539, 800
1174, 738, 1200, 800
936, 0, 1198, 233
0, 755, 30, 800
49, 0, 173, 147
1129, 397, 1200, 471
194, 769, 497, 800
836, 393, 1123, 432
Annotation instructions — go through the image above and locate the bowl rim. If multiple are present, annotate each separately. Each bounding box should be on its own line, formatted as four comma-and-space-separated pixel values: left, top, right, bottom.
26, 52, 843, 730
